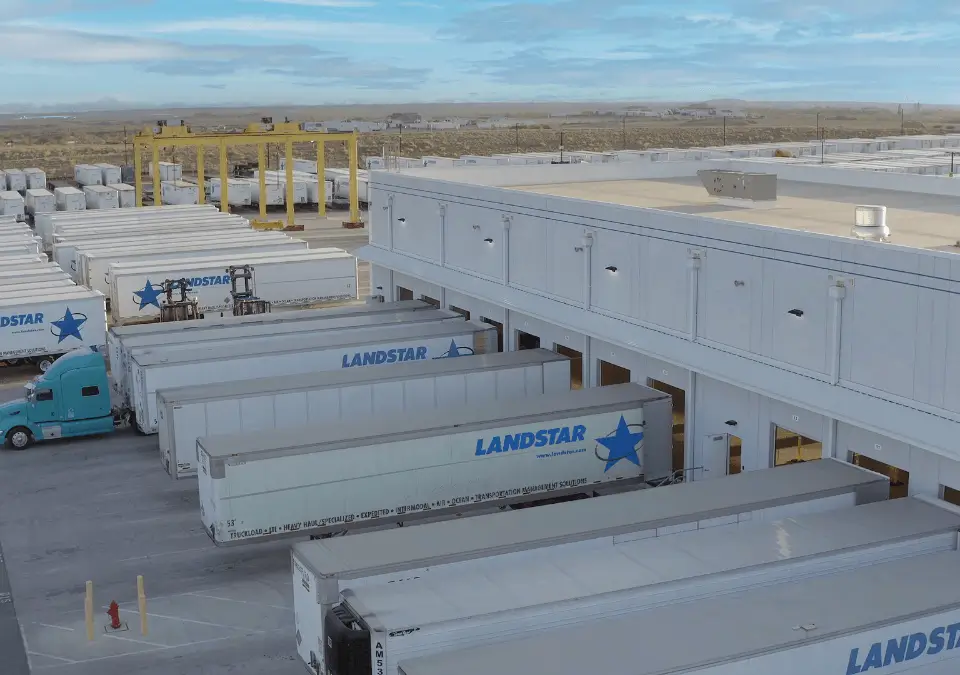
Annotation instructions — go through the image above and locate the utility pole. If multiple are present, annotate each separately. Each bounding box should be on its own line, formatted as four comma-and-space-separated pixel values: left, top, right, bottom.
559, 130, 564, 163
399, 125, 403, 156
722, 117, 726, 146
123, 126, 129, 166
815, 112, 820, 139
901, 108, 905, 135
622, 116, 626, 150
515, 123, 520, 153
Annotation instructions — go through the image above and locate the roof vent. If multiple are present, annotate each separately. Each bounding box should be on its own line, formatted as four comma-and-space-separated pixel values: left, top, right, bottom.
852, 205, 890, 242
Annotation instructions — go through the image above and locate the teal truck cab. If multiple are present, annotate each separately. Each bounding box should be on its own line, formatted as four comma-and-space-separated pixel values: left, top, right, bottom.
0, 346, 131, 450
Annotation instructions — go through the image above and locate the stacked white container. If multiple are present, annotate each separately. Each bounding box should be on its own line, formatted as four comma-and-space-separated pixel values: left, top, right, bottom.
107, 183, 136, 208
83, 184, 119, 209
149, 162, 183, 182
74, 164, 102, 186
54, 186, 87, 211
24, 189, 55, 216
160, 181, 200, 205
94, 163, 122, 185
4, 169, 26, 193
0, 191, 25, 216
207, 178, 252, 206
22, 168, 46, 190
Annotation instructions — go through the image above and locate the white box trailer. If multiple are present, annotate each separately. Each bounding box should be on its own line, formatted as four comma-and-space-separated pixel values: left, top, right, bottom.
0, 191, 24, 217
93, 163, 121, 185
325, 169, 369, 203
206, 178, 252, 207
291, 459, 887, 673
160, 181, 200, 206
249, 179, 284, 206
107, 183, 136, 208
105, 299, 432, 387
0, 256, 47, 267
77, 236, 307, 293
255, 171, 313, 204
38, 203, 216, 242
149, 162, 183, 182
461, 155, 509, 166
394, 539, 960, 675
131, 319, 497, 435
74, 164, 102, 186
0, 290, 105, 367
53, 186, 86, 212
197, 383, 671, 546
0, 279, 76, 295
159, 348, 571, 479
3, 169, 26, 193
47, 210, 244, 246
22, 168, 46, 190
83, 185, 119, 210
0, 268, 72, 286
279, 158, 319, 174
24, 189, 55, 216
0, 233, 40, 255
110, 249, 357, 323
390, 499, 960, 675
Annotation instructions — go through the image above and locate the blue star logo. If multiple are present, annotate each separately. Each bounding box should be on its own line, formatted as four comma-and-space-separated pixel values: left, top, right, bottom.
595, 415, 644, 472
50, 308, 87, 343
435, 339, 476, 359
134, 279, 163, 310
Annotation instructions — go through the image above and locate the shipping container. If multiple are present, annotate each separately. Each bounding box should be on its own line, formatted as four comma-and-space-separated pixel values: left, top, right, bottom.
24, 189, 55, 216
0, 290, 106, 369
82, 185, 119, 210
0, 279, 76, 294
111, 249, 357, 324
107, 183, 136, 208
325, 169, 369, 203
53, 186, 86, 212
159, 348, 570, 479
206, 178, 252, 207
248, 179, 284, 206
160, 181, 200, 206
254, 171, 312, 204
291, 458, 887, 672
388, 499, 960, 675
130, 319, 497, 435
0, 191, 24, 217
148, 161, 183, 182
74, 164, 102, 186
22, 168, 46, 190
197, 383, 671, 546
460, 155, 509, 166
0, 255, 47, 267
93, 163, 121, 185
279, 158, 319, 174
0, 268, 72, 287
422, 156, 465, 167
3, 168, 26, 193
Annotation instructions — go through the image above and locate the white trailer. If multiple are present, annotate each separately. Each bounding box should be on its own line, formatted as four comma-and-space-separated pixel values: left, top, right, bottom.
131, 319, 497, 435
254, 172, 312, 204
0, 279, 76, 295
279, 158, 319, 174
0, 268, 72, 286
249, 179, 284, 206
77, 236, 307, 294
110, 249, 357, 323
24, 189, 55, 216
325, 169, 369, 203
0, 290, 105, 370
460, 155, 509, 166
22, 168, 46, 190
197, 383, 671, 546
93, 163, 122, 186
43, 208, 239, 251
161, 181, 200, 206
107, 183, 136, 208
149, 162, 183, 182
206, 178, 252, 207
394, 538, 960, 675
291, 459, 887, 673
390, 499, 960, 675
74, 164, 102, 186
422, 156, 465, 167
0, 256, 47, 268
54, 186, 86, 212
3, 169, 26, 193
0, 234, 40, 255
0, 191, 24, 217
159, 348, 571, 479
82, 185, 119, 210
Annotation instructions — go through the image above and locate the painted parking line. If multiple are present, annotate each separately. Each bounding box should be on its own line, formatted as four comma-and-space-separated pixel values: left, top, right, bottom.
0, 539, 30, 675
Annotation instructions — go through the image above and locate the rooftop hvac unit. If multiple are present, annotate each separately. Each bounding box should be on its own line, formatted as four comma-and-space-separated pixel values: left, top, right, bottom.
852, 205, 890, 242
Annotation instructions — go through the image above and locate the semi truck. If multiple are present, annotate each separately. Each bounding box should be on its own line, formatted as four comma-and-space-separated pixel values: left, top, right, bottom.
157, 348, 573, 479
196, 383, 673, 546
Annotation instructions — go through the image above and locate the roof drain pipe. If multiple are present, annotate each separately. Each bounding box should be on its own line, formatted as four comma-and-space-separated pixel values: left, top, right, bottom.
687, 249, 704, 341
501, 214, 512, 285
580, 231, 594, 310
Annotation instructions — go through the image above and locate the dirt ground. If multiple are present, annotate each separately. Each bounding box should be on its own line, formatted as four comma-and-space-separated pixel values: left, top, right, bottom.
0, 103, 954, 179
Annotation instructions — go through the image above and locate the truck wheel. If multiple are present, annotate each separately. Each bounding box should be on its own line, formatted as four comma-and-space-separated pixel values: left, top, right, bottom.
6, 427, 33, 450
36, 357, 55, 373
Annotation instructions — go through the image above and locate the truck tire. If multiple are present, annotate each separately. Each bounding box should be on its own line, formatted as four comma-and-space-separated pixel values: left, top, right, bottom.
5, 427, 33, 450
36, 356, 55, 373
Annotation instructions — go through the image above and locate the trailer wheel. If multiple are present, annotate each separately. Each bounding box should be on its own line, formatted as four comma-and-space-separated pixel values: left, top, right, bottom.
36, 356, 55, 373
5, 427, 33, 450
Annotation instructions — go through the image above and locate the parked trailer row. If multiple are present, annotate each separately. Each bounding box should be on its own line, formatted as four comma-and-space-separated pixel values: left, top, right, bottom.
159, 348, 571, 479
130, 318, 497, 434
253, 171, 334, 204
54, 186, 86, 212
109, 248, 358, 324
24, 189, 55, 216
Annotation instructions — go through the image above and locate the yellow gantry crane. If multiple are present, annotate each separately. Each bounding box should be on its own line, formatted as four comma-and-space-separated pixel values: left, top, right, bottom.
133, 119, 362, 228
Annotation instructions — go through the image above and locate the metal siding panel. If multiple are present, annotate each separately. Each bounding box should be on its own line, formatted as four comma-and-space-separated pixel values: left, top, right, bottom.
543, 360, 573, 393
434, 374, 467, 408
547, 221, 586, 303
699, 249, 761, 351
590, 228, 639, 318
372, 380, 406, 416
763, 260, 831, 374
274, 392, 309, 428
507, 213, 547, 291
307, 389, 342, 422
239, 396, 275, 432
340, 385, 374, 417
443, 202, 503, 278
464, 370, 497, 404
391, 192, 441, 261
942, 291, 960, 414
639, 237, 689, 332
402, 377, 438, 410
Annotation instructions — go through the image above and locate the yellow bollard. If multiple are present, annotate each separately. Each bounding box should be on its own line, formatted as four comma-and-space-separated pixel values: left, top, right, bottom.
137, 575, 147, 636
84, 581, 94, 641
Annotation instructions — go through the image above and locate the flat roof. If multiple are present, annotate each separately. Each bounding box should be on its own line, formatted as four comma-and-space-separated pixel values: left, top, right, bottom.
198, 382, 666, 460
512, 176, 960, 250
352, 498, 960, 633
293, 459, 886, 581
398, 548, 960, 675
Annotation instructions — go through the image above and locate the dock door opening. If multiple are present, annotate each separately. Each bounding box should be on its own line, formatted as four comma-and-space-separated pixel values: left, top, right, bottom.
420, 295, 440, 308
649, 380, 686, 475
598, 361, 631, 386
397, 286, 414, 301
480, 318, 503, 352
554, 345, 583, 389
449, 305, 470, 320
850, 453, 909, 499
942, 486, 960, 507
773, 427, 822, 466
728, 435, 743, 474
516, 331, 540, 350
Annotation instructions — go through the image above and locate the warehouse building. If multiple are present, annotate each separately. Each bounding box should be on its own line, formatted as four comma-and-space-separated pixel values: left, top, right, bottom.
357, 152, 960, 501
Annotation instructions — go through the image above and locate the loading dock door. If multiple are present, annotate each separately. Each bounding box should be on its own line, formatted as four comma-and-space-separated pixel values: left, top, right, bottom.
695, 434, 730, 481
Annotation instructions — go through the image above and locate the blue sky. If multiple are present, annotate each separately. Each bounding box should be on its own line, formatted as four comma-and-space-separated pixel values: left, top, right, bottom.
1, 0, 957, 106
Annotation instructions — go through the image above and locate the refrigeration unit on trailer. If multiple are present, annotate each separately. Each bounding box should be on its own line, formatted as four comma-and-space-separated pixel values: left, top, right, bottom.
323, 497, 960, 675
74, 164, 102, 187
0, 191, 24, 217
3, 169, 26, 193
108, 183, 136, 208
160, 181, 200, 206
53, 187, 86, 212
24, 189, 55, 216
93, 163, 121, 186
110, 249, 357, 323
159, 348, 572, 479
22, 168, 46, 190
196, 382, 671, 546
82, 185, 119, 210
249, 179, 284, 206
149, 162, 183, 182
393, 543, 960, 675
207, 178, 252, 207
290, 459, 888, 673
0, 289, 105, 371
131, 319, 497, 435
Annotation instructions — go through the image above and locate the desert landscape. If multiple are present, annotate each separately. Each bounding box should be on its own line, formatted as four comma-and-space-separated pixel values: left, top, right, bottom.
0, 101, 953, 179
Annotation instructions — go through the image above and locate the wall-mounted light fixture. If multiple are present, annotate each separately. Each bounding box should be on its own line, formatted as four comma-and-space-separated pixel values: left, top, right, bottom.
396, 217, 406, 224
725, 420, 738, 427
483, 238, 494, 244
605, 265, 618, 273
787, 309, 804, 318
472, 224, 481, 230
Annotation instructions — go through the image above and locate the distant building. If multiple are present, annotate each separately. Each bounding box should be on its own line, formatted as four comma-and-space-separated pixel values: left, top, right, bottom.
323, 119, 387, 133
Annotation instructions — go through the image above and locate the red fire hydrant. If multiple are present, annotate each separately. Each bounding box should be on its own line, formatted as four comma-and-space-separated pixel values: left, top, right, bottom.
107, 601, 121, 630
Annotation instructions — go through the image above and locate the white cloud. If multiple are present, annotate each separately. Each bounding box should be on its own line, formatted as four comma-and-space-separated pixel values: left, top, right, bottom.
254, 0, 375, 6
146, 17, 431, 43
